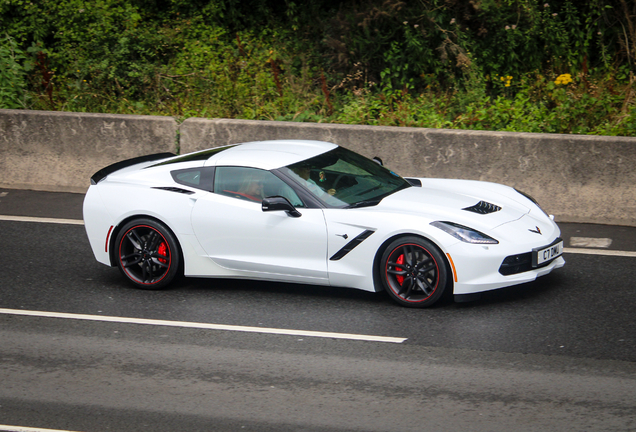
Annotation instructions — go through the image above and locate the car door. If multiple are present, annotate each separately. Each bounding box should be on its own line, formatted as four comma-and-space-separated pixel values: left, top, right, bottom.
190, 166, 329, 284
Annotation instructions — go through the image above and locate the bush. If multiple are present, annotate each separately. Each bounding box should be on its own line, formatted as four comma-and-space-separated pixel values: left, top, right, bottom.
0, 0, 634, 136
0, 34, 30, 109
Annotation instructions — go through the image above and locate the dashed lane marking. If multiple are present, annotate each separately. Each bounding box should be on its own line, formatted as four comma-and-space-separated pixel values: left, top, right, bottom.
564, 247, 636, 258
0, 308, 408, 344
0, 426, 80, 432
569, 237, 612, 248
0, 215, 84, 225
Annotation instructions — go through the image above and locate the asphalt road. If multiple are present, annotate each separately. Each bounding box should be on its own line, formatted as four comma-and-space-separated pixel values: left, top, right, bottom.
1, 188, 635, 432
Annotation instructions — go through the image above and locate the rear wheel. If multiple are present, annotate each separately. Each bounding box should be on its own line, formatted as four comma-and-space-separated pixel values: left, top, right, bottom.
380, 236, 448, 307
115, 218, 180, 289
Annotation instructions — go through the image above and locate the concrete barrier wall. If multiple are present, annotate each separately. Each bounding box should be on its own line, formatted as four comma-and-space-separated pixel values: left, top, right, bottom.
1, 109, 635, 226
0, 109, 177, 193
180, 118, 636, 227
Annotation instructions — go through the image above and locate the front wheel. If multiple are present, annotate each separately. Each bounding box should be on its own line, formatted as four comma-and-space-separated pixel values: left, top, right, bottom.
379, 236, 449, 307
115, 218, 180, 289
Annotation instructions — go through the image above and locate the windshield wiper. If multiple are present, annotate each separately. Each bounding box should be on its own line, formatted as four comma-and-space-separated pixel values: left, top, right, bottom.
345, 200, 381, 209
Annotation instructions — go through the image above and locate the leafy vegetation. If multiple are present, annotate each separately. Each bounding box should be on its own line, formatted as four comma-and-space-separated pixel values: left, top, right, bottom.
1, 0, 635, 136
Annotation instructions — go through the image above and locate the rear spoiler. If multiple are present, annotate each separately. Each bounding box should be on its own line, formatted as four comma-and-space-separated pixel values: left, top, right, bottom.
90, 152, 176, 185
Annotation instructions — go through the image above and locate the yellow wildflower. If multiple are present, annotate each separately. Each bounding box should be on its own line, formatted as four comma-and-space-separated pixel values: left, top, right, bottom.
554, 74, 573, 85
500, 75, 513, 87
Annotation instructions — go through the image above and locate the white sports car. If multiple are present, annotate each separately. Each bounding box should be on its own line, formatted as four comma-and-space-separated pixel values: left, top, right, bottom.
83, 140, 565, 307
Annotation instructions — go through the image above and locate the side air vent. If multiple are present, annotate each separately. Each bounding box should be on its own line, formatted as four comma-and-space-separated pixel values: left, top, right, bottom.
152, 186, 195, 195
329, 230, 375, 261
463, 201, 502, 215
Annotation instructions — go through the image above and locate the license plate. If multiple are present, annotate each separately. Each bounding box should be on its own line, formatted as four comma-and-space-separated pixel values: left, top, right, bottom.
534, 240, 564, 267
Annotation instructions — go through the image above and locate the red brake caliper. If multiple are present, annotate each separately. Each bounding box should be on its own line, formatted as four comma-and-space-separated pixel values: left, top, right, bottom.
157, 242, 167, 264
396, 254, 404, 285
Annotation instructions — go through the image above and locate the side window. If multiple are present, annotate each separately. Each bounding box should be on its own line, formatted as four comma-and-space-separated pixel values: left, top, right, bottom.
214, 166, 304, 207
171, 167, 214, 192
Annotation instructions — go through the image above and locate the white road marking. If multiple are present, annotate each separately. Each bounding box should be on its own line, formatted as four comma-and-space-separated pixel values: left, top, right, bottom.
1, 215, 634, 258
0, 308, 407, 344
0, 215, 84, 225
0, 426, 80, 432
569, 237, 612, 248
564, 247, 636, 258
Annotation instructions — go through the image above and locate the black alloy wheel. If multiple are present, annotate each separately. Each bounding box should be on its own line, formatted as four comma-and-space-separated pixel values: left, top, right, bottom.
380, 236, 449, 307
115, 218, 180, 289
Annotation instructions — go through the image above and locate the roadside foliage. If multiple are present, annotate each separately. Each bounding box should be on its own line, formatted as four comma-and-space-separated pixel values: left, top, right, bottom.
0, 0, 634, 136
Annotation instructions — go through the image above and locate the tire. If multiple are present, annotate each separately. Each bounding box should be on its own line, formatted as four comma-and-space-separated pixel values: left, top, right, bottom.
115, 218, 180, 290
379, 236, 448, 308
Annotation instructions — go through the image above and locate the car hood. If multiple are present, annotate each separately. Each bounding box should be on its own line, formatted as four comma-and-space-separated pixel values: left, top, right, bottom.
376, 178, 533, 230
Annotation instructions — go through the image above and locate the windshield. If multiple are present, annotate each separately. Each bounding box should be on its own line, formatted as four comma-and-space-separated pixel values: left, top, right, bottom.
280, 146, 411, 208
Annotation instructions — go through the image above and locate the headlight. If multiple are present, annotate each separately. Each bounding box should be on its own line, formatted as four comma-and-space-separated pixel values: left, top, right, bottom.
430, 221, 499, 244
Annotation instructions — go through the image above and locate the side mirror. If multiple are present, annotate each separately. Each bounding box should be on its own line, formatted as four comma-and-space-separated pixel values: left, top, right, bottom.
262, 196, 302, 218
372, 157, 383, 166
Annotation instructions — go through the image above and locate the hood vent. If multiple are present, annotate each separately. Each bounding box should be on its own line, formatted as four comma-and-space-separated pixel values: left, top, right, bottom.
463, 201, 502, 215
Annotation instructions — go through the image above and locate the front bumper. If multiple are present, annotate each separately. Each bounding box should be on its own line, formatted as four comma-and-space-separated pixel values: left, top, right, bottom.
445, 218, 565, 296
451, 253, 565, 295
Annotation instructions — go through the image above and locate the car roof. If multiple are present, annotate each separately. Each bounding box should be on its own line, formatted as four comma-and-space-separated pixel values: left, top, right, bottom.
204, 140, 338, 170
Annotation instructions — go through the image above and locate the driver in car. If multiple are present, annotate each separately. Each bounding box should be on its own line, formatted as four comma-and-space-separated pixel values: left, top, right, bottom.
293, 166, 336, 197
